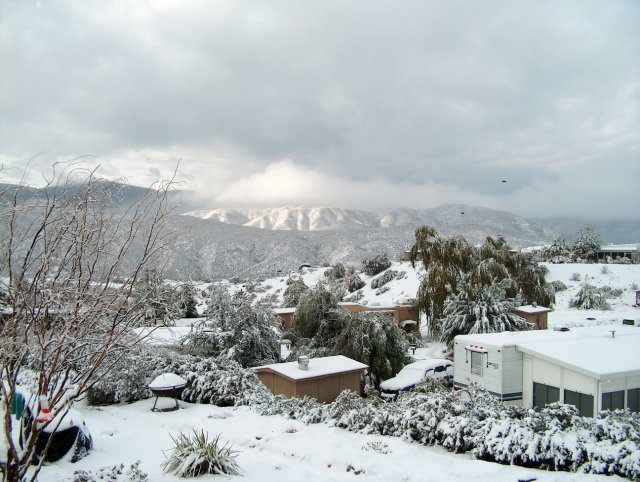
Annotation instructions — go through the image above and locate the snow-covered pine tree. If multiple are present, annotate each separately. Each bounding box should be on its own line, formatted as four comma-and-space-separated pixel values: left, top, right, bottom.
544, 236, 571, 260
572, 225, 602, 261
362, 254, 392, 276
282, 278, 308, 307
178, 282, 199, 318
570, 282, 610, 310
204, 287, 280, 367
439, 281, 531, 348
132, 269, 182, 326
335, 312, 409, 382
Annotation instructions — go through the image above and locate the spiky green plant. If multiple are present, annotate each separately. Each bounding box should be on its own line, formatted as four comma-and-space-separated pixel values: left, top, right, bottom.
162, 430, 241, 478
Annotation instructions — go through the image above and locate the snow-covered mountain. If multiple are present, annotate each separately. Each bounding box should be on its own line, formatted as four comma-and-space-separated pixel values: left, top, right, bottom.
182, 207, 380, 231
165, 204, 557, 281
181, 204, 556, 239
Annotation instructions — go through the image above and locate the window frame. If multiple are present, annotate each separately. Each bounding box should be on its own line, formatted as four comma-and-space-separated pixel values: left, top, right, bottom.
470, 351, 483, 376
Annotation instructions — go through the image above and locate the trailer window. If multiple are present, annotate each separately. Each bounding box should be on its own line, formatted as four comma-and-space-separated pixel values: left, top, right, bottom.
564, 389, 594, 417
628, 388, 640, 413
533, 382, 559, 410
602, 391, 624, 411
471, 351, 482, 375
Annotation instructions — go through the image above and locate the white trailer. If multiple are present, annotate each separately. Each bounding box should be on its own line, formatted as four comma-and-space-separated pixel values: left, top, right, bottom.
453, 325, 640, 414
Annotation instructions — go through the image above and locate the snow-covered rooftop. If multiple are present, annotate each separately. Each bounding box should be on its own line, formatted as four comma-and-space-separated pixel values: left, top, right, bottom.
253, 355, 368, 381
455, 324, 640, 379
454, 324, 639, 348
514, 304, 552, 314
517, 331, 640, 379
132, 326, 193, 346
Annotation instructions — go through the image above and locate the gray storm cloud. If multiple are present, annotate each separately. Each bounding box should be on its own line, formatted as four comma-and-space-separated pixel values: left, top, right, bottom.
1, 0, 638, 217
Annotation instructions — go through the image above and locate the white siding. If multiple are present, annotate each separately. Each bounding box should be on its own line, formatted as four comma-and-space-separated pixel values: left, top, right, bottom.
522, 355, 533, 407
453, 340, 515, 399
532, 358, 562, 387
564, 369, 597, 395
501, 347, 523, 400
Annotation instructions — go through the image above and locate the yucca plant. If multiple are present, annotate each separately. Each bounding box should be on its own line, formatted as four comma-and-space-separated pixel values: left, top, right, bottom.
162, 430, 242, 478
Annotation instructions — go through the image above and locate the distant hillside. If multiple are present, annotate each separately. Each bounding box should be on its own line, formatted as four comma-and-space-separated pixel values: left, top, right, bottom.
535, 217, 640, 245
4, 181, 638, 281
182, 204, 556, 239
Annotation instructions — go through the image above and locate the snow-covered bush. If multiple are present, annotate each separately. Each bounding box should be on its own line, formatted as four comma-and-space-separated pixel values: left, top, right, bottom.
324, 263, 346, 280
64, 462, 148, 482
572, 225, 602, 261
347, 275, 366, 292
548, 280, 568, 293
370, 270, 397, 289
87, 348, 270, 407
362, 255, 392, 276
258, 395, 329, 424
601, 265, 610, 274
253, 383, 640, 480
204, 287, 280, 367
162, 430, 241, 477
570, 272, 582, 281
599, 286, 624, 298
178, 356, 272, 407
570, 283, 611, 310
283, 278, 309, 307
87, 347, 178, 405
375, 286, 390, 295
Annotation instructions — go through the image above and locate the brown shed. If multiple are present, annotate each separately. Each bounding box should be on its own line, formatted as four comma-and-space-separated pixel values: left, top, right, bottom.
253, 355, 368, 403
513, 304, 552, 330
272, 307, 296, 331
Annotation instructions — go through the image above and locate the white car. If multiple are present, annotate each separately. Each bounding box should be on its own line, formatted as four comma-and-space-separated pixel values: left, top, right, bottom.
380, 359, 453, 400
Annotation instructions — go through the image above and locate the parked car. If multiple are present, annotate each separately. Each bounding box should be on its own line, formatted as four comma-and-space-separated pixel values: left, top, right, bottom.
380, 359, 453, 400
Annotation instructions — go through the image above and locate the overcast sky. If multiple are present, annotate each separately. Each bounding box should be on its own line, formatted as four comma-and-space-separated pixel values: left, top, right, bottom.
1, 1, 638, 218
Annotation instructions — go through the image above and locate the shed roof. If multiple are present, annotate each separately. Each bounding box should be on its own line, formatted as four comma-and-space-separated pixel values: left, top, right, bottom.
253, 355, 368, 381
514, 304, 552, 314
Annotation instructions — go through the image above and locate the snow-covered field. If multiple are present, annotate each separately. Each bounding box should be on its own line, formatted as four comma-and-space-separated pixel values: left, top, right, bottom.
18, 262, 640, 481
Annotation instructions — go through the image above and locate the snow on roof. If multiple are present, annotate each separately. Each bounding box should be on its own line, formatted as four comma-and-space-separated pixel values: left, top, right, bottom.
455, 325, 640, 379
518, 331, 640, 379
132, 326, 193, 346
514, 305, 552, 314
273, 307, 296, 314
598, 244, 638, 252
253, 355, 368, 381
454, 324, 639, 348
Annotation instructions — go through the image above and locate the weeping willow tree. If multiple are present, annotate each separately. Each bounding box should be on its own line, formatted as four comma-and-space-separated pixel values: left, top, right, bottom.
410, 226, 474, 337
411, 228, 554, 340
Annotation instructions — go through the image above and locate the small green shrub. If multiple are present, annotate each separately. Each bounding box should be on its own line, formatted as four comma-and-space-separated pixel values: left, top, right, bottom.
162, 430, 241, 478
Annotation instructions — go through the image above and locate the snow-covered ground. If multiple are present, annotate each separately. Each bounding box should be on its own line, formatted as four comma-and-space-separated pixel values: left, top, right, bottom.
37, 399, 626, 482
15, 262, 640, 481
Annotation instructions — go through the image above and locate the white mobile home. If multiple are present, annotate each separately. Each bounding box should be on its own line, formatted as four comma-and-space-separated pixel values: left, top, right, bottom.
453, 325, 640, 416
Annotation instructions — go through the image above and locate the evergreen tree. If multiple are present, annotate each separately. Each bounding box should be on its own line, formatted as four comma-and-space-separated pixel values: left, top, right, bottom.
282, 278, 309, 307
132, 269, 181, 326
439, 281, 531, 348
335, 312, 409, 382
570, 282, 610, 310
204, 287, 279, 367
362, 254, 392, 276
572, 225, 601, 261
178, 282, 199, 318
544, 236, 570, 260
